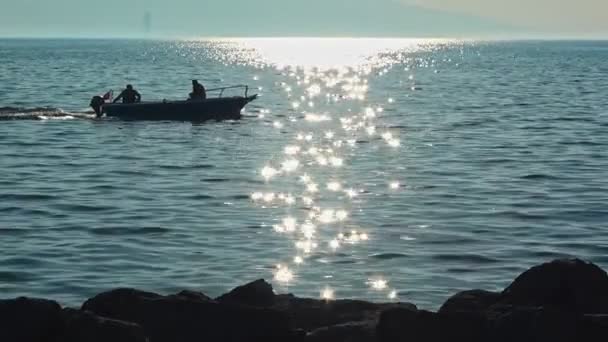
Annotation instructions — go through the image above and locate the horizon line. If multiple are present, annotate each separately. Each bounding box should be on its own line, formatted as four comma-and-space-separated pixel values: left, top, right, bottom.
1, 34, 607, 41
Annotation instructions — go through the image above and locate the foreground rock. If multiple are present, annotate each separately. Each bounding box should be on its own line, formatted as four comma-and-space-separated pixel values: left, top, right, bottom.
215, 279, 415, 333
82, 288, 297, 342
378, 258, 608, 342
216, 278, 275, 307
501, 258, 608, 313
272, 294, 415, 332
0, 298, 145, 342
2, 258, 608, 342
61, 308, 148, 342
439, 289, 501, 314
0, 297, 63, 342
306, 321, 376, 342
377, 307, 488, 342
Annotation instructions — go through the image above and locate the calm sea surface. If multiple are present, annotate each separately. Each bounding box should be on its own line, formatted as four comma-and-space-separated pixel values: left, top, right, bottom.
1, 39, 607, 308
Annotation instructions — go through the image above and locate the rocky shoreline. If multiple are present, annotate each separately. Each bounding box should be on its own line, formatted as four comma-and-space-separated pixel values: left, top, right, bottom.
3, 258, 608, 341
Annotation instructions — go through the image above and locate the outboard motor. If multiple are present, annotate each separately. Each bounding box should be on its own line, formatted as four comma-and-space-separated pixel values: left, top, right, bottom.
90, 95, 105, 118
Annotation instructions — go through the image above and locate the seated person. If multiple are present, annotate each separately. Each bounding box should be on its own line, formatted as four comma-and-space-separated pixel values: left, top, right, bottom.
189, 80, 207, 100
113, 84, 141, 104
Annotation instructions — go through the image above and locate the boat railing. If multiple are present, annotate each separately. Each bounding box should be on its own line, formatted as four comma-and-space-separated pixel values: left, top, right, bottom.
206, 85, 249, 98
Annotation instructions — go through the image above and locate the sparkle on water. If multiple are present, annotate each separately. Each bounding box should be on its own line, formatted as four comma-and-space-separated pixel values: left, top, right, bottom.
369, 278, 389, 291
237, 37, 451, 300
261, 166, 279, 181
321, 287, 335, 301
221, 37, 440, 70
284, 145, 301, 155
327, 181, 342, 192
274, 265, 294, 283
345, 188, 358, 198
329, 239, 341, 250
9, 38, 604, 308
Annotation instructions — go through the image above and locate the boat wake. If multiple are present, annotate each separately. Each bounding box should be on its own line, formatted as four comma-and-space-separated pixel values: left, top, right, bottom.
0, 107, 96, 121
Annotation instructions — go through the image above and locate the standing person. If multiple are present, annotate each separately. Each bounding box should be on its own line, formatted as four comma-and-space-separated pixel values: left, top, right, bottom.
113, 84, 141, 104
189, 80, 206, 100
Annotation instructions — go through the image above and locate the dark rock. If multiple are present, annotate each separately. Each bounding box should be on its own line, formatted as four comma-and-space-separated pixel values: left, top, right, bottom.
439, 289, 501, 314
377, 306, 488, 342
61, 308, 148, 342
502, 258, 608, 313
82, 288, 296, 342
376, 306, 417, 342
489, 306, 551, 342
216, 279, 275, 307
488, 306, 605, 342
305, 321, 376, 342
8, 257, 608, 342
0, 297, 64, 342
216, 280, 412, 332
583, 313, 608, 328
582, 314, 608, 341
175, 290, 213, 302
273, 294, 416, 331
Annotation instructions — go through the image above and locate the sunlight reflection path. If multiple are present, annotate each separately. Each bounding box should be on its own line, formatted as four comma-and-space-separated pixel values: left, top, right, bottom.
204, 37, 455, 301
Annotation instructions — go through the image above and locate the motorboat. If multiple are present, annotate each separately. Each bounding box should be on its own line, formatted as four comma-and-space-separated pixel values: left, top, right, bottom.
90, 85, 257, 121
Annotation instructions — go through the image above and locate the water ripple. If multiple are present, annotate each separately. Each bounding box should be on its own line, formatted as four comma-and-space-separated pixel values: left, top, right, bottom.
90, 227, 171, 236
0, 39, 606, 309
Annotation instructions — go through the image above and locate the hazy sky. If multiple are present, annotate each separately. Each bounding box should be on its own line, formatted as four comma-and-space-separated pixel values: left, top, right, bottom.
403, 0, 608, 34
0, 0, 606, 38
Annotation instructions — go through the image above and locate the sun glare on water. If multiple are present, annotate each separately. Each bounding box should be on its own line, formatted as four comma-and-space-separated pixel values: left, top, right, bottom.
211, 37, 459, 301
215, 37, 444, 71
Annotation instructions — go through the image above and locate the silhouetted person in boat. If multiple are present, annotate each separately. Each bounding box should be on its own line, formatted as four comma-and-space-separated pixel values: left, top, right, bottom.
90, 95, 105, 117
113, 84, 141, 104
189, 80, 206, 101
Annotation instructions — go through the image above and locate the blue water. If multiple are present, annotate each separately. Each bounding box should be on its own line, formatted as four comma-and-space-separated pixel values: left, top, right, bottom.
1, 39, 607, 308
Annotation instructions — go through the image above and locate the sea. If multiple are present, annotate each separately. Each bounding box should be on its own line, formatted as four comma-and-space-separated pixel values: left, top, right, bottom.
1, 38, 607, 309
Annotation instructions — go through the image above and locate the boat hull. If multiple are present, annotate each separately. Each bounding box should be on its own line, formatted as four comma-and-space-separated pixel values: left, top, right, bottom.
102, 95, 256, 121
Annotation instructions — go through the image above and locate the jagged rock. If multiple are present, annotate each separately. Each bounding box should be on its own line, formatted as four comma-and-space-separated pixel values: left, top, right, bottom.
501, 259, 608, 313
489, 306, 554, 342
82, 288, 297, 342
377, 307, 416, 342
376, 306, 487, 342
439, 289, 501, 314
305, 321, 376, 342
216, 279, 275, 307
0, 297, 64, 342
216, 280, 415, 332
488, 306, 608, 342
582, 314, 608, 340
273, 294, 417, 331
175, 290, 213, 303
62, 308, 148, 342
7, 257, 608, 342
